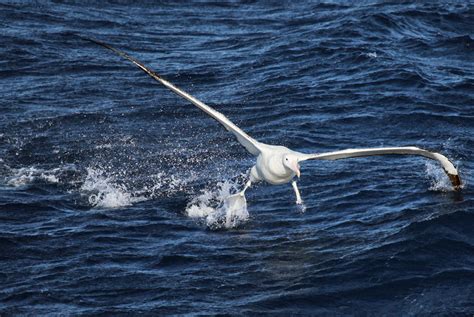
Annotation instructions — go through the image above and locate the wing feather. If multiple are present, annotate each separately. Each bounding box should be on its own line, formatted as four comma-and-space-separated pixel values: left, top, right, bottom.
85, 37, 262, 156
298, 146, 461, 189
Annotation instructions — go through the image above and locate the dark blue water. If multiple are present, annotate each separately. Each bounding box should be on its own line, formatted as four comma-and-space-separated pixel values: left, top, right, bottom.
1, 1, 474, 315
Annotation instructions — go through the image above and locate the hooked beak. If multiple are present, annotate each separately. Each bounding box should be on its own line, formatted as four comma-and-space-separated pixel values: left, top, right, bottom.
294, 163, 300, 178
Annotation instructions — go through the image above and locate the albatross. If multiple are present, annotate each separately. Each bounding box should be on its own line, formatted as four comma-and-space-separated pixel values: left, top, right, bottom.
85, 37, 462, 209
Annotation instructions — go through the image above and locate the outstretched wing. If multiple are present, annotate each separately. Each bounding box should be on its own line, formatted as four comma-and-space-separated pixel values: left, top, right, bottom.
84, 37, 262, 156
298, 146, 461, 190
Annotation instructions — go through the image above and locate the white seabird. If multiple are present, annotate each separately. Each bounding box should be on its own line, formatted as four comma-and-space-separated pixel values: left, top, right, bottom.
85, 37, 462, 212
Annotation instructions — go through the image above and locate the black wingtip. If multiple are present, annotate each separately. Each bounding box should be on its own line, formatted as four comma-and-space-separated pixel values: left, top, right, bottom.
76, 34, 165, 84
73, 33, 94, 43
447, 173, 462, 191
76, 34, 114, 51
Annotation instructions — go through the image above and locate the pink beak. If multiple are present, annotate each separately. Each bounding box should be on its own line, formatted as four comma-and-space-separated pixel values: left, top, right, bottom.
294, 163, 300, 178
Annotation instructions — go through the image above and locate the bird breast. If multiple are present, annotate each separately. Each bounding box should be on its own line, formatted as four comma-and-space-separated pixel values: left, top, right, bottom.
253, 153, 294, 185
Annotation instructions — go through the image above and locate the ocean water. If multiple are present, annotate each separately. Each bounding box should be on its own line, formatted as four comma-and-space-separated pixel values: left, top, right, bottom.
1, 1, 473, 315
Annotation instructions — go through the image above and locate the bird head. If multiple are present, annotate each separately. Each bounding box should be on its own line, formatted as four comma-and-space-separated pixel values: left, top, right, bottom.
283, 154, 300, 178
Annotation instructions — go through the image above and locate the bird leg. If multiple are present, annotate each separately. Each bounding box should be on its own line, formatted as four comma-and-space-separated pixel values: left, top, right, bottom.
224, 180, 251, 228
240, 180, 252, 196
292, 181, 303, 205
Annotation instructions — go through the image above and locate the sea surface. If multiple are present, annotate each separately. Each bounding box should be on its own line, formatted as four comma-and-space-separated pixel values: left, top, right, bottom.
1, 1, 473, 315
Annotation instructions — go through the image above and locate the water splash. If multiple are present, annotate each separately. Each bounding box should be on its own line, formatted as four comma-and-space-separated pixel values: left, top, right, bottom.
4, 165, 75, 187
425, 162, 455, 192
4, 150, 252, 224
80, 167, 197, 208
4, 162, 217, 210
186, 179, 249, 229
80, 167, 144, 208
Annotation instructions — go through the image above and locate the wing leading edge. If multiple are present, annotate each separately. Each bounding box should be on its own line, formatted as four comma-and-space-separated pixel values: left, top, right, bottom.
84, 37, 262, 156
298, 146, 461, 190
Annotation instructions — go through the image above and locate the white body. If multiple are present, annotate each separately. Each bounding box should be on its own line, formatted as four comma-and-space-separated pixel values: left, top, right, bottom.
251, 145, 298, 185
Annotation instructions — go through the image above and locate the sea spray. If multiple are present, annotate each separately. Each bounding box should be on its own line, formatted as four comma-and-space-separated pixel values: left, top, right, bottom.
81, 167, 144, 208
5, 165, 76, 187
425, 161, 459, 192
186, 179, 249, 229
80, 167, 197, 208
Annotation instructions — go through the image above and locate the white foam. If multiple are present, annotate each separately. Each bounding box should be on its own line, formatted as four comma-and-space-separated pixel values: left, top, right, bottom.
80, 168, 198, 209
3, 163, 199, 209
367, 52, 378, 58
6, 166, 63, 187
186, 179, 249, 229
80, 167, 146, 208
4, 162, 249, 222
